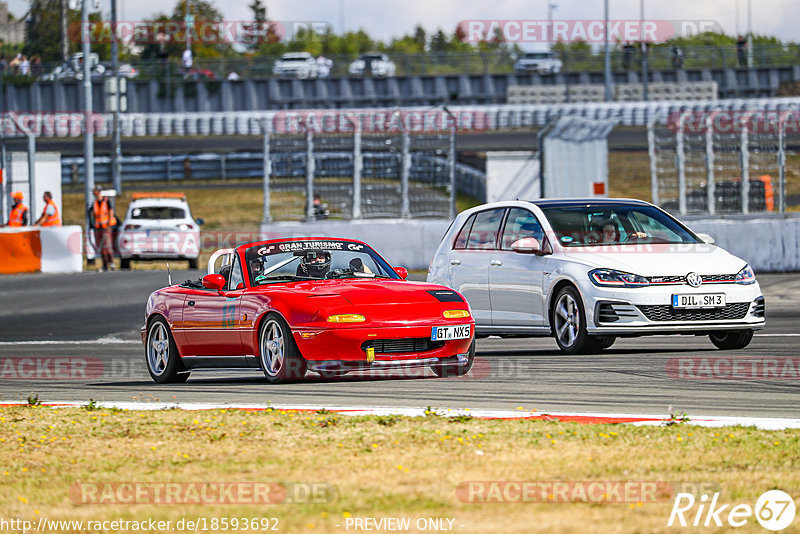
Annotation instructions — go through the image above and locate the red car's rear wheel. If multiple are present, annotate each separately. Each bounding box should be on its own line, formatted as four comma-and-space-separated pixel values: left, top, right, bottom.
258, 314, 307, 383
145, 317, 190, 384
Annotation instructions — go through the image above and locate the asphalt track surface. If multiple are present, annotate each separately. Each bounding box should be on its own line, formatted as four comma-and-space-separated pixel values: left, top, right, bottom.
0, 270, 798, 418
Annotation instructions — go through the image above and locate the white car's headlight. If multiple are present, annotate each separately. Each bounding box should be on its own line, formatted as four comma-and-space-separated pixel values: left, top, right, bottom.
589, 269, 649, 288
735, 264, 756, 285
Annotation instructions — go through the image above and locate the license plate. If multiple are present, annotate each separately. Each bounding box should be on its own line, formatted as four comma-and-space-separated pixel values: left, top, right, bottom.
431, 324, 471, 341
671, 294, 726, 309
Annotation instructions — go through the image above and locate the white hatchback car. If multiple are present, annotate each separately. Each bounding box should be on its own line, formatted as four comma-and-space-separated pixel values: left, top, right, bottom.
272, 52, 319, 79
117, 193, 203, 270
427, 199, 765, 354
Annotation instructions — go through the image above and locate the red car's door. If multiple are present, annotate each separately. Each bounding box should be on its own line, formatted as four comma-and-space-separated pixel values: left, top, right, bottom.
180, 289, 244, 356
180, 255, 247, 356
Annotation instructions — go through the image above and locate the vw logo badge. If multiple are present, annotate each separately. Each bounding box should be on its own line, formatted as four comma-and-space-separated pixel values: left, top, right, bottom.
686, 272, 703, 287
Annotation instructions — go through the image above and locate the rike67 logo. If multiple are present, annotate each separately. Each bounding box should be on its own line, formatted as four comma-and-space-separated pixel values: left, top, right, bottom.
668, 490, 796, 531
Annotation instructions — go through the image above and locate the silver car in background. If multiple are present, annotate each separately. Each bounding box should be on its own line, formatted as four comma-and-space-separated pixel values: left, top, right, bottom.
427, 199, 765, 354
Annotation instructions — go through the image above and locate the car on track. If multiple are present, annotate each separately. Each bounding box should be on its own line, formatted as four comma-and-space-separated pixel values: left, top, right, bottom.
272, 52, 319, 79
348, 53, 397, 77
513, 51, 563, 74
117, 192, 203, 270
142, 238, 476, 383
427, 199, 765, 354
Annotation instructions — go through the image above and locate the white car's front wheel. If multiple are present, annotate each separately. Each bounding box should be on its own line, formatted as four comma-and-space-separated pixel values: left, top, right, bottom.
552, 286, 590, 354
709, 330, 754, 350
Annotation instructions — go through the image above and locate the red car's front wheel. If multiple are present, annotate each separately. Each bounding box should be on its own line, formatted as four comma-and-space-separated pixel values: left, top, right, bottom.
145, 317, 190, 384
258, 314, 307, 384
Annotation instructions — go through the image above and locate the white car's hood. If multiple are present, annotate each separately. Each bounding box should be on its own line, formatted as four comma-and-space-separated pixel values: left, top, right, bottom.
561, 244, 747, 276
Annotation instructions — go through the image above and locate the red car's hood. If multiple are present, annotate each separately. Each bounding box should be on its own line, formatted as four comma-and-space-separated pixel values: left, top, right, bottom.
288, 279, 456, 306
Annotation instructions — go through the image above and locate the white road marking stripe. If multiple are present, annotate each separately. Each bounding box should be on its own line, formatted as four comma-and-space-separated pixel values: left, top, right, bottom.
0, 337, 139, 346
1, 401, 798, 430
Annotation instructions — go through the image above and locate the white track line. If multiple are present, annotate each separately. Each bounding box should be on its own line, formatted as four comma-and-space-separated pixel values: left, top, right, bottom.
1, 401, 798, 430
0, 337, 138, 345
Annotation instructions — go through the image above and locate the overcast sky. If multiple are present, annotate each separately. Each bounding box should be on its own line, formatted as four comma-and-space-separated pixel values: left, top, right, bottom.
8, 0, 799, 46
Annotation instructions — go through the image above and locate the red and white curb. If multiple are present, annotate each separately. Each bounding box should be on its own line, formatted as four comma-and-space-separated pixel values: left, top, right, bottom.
2, 401, 799, 430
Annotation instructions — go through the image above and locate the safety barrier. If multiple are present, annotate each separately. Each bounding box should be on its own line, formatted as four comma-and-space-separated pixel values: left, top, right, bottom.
20, 96, 800, 141
0, 226, 83, 274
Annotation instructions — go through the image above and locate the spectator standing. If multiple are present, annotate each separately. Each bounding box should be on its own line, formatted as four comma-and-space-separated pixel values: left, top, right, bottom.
737, 35, 747, 67
91, 186, 117, 271
19, 55, 30, 75
182, 48, 193, 73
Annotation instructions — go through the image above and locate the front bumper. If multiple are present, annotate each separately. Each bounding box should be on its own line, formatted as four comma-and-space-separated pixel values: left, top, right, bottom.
578, 281, 765, 335
293, 323, 474, 364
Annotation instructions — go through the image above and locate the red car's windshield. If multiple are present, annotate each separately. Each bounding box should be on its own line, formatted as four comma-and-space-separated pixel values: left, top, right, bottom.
243, 240, 400, 285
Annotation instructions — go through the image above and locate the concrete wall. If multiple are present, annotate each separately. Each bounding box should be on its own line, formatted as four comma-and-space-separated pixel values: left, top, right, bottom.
260, 220, 452, 271
262, 216, 800, 273
684, 217, 800, 273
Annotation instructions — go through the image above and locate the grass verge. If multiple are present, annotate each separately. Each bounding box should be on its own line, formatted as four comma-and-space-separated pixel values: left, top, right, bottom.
1, 405, 797, 533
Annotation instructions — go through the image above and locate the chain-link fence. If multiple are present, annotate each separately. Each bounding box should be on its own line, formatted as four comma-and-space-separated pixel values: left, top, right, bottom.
263, 129, 462, 222
648, 109, 794, 215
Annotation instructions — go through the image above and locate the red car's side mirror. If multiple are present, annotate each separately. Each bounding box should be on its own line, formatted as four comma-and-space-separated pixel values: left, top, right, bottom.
394, 267, 408, 280
202, 274, 226, 291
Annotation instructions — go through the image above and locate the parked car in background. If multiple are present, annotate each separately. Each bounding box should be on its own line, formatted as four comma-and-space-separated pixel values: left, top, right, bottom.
273, 52, 319, 79
513, 51, 563, 74
117, 192, 203, 270
427, 199, 765, 354
349, 53, 396, 77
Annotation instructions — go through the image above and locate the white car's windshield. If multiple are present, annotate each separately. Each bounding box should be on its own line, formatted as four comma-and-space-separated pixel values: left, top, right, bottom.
243, 239, 399, 284
539, 204, 700, 247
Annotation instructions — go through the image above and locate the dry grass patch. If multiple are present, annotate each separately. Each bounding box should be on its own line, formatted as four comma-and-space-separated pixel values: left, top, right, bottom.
1, 406, 798, 533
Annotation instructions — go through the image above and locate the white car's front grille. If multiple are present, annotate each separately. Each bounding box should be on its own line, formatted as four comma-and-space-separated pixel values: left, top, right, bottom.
637, 302, 750, 322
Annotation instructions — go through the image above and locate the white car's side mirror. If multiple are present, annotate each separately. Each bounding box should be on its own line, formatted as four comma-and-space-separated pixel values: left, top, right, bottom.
511, 237, 542, 254
696, 233, 715, 245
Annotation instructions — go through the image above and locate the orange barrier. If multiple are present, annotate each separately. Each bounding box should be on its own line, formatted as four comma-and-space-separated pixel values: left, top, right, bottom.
758, 175, 774, 211
0, 230, 42, 274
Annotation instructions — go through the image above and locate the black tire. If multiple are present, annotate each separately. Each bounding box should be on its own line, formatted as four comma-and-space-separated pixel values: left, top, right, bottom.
258, 313, 307, 383
188, 258, 199, 270
585, 335, 616, 353
551, 285, 592, 355
709, 330, 754, 350
120, 258, 131, 270
145, 316, 190, 383
430, 339, 475, 377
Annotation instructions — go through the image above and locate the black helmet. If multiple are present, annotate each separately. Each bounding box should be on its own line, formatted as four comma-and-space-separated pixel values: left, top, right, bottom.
300, 250, 331, 277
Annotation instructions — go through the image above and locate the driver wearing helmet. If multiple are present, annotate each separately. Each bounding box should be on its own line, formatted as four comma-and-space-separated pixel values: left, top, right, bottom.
297, 250, 331, 278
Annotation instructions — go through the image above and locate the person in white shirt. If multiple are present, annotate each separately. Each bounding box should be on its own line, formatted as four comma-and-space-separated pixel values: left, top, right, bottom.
182, 49, 193, 71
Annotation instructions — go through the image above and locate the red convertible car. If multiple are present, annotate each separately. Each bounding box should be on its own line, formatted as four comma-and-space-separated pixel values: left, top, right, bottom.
142, 238, 475, 383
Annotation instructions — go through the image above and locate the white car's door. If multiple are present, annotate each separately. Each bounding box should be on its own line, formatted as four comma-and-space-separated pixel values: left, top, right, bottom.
447, 208, 505, 326
489, 208, 547, 326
